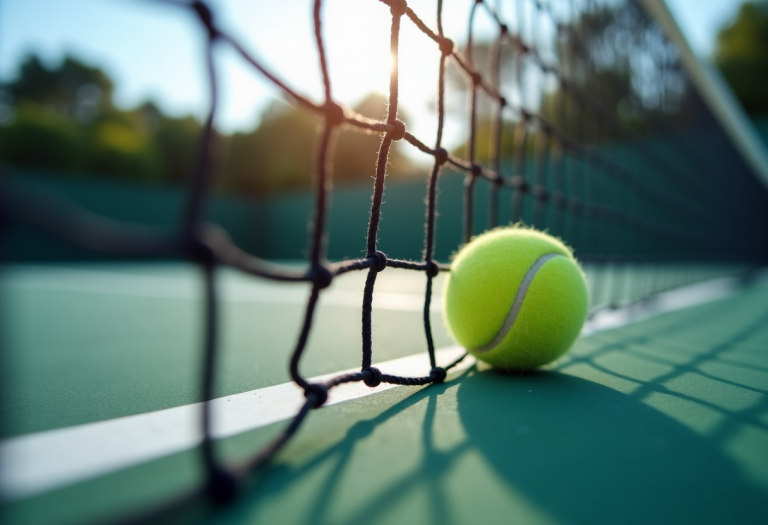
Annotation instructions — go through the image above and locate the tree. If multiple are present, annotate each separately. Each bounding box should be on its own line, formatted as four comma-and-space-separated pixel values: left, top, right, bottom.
1, 54, 201, 184
7, 54, 115, 123
217, 92, 416, 195
715, 2, 768, 117
450, 1, 696, 163
1, 54, 417, 195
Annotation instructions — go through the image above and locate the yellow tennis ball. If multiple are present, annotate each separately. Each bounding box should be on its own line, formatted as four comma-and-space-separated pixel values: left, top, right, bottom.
443, 227, 588, 371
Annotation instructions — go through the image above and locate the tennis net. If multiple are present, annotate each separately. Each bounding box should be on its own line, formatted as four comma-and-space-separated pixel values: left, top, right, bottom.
2, 0, 768, 519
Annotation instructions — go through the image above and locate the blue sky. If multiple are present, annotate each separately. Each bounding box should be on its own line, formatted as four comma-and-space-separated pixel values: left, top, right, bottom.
0, 0, 746, 149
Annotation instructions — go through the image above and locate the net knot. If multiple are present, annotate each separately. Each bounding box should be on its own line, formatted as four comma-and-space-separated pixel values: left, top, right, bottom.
471, 72, 483, 87
309, 264, 333, 289
206, 465, 238, 503
500, 23, 508, 35
439, 38, 455, 57
192, 1, 218, 40
430, 367, 447, 383
425, 261, 439, 278
470, 163, 482, 178
366, 250, 388, 273
323, 101, 345, 127
362, 366, 383, 387
433, 147, 448, 166
512, 175, 528, 191
499, 96, 507, 108
387, 119, 406, 141
389, 0, 407, 17
304, 383, 328, 409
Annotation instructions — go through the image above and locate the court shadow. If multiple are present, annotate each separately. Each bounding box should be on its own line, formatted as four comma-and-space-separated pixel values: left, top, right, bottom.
219, 380, 460, 525
216, 363, 765, 525
216, 294, 768, 525
453, 368, 766, 524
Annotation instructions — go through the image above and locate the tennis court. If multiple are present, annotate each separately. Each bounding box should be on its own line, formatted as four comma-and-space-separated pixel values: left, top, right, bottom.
2, 0, 768, 523
1, 263, 767, 524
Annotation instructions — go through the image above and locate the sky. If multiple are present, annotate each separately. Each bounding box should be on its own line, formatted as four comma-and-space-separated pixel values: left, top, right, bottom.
0, 0, 747, 154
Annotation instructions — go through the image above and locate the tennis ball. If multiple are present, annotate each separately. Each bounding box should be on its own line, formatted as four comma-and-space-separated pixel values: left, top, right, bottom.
443, 227, 588, 371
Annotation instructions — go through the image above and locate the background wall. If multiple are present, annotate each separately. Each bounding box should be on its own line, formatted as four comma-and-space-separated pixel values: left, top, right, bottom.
5, 117, 768, 264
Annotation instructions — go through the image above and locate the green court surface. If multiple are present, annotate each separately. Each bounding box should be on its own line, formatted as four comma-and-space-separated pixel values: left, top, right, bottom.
1, 263, 767, 524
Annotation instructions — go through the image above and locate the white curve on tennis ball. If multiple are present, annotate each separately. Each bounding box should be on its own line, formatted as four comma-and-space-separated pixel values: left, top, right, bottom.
472, 252, 566, 353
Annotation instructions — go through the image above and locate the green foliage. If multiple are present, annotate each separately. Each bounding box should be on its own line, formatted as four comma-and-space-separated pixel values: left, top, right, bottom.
715, 2, 768, 117
218, 93, 416, 195
3, 102, 88, 170
142, 103, 201, 185
1, 101, 163, 180
218, 102, 318, 194
8, 55, 114, 119
1, 54, 417, 195
90, 118, 162, 181
1, 55, 183, 184
452, 2, 697, 162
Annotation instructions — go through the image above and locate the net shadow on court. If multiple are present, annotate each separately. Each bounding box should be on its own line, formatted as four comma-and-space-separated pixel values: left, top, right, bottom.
198, 287, 768, 525
3, 0, 768, 521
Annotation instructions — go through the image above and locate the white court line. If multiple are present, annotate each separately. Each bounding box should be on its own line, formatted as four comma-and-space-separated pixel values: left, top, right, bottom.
581, 274, 750, 336
0, 347, 470, 502
1, 269, 762, 502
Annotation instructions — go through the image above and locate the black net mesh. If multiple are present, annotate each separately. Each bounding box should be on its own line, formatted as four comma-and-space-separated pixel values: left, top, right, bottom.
2, 0, 768, 518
